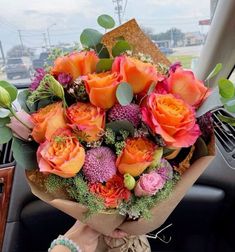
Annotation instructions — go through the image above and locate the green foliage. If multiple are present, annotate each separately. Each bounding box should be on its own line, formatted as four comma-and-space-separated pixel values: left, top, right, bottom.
80, 29, 103, 48
219, 78, 235, 99
95, 43, 110, 58
147, 83, 156, 96
106, 120, 135, 137
115, 141, 125, 155
97, 14, 115, 29
45, 174, 65, 193
27, 74, 65, 105
116, 82, 133, 106
118, 175, 180, 219
217, 114, 235, 126
67, 175, 105, 217
205, 63, 222, 82
0, 80, 18, 102
12, 137, 38, 169
112, 40, 132, 57
0, 117, 10, 127
104, 128, 116, 145
224, 99, 235, 113
0, 126, 12, 144
0, 108, 11, 118
96, 59, 114, 73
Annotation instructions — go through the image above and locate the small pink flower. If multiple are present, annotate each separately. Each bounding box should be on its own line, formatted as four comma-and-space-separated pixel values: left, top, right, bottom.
7, 110, 34, 141
134, 171, 165, 197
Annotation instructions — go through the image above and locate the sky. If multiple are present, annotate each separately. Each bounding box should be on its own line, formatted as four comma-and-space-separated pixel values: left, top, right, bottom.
0, 0, 211, 54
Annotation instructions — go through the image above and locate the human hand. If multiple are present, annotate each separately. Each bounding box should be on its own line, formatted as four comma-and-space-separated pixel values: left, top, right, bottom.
64, 221, 100, 252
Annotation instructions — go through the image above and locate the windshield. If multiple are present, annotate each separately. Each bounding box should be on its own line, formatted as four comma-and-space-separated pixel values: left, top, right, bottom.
0, 0, 213, 87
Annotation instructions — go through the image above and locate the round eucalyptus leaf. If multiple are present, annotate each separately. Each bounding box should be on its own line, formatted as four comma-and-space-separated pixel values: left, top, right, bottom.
18, 89, 30, 112
0, 126, 12, 144
0, 117, 10, 127
0, 80, 18, 102
112, 40, 132, 57
0, 108, 11, 118
80, 28, 103, 48
95, 43, 110, 58
97, 14, 115, 29
96, 59, 114, 73
219, 78, 235, 99
12, 137, 38, 169
116, 82, 133, 106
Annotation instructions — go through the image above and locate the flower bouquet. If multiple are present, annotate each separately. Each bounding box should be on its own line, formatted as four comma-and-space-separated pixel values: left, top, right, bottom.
0, 15, 217, 251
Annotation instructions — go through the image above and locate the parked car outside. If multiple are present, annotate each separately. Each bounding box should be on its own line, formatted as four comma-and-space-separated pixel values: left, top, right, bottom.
5, 57, 33, 79
159, 47, 174, 55
32, 52, 52, 70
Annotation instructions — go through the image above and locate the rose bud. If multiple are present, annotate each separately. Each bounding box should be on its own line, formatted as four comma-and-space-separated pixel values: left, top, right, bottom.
0, 86, 11, 108
124, 173, 136, 190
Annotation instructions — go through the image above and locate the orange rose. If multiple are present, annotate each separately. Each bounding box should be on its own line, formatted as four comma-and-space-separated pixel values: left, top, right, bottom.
116, 137, 155, 177
31, 102, 67, 143
167, 66, 210, 108
89, 175, 131, 208
142, 93, 201, 148
85, 71, 121, 109
37, 128, 85, 178
51, 51, 99, 80
66, 102, 105, 142
112, 55, 161, 94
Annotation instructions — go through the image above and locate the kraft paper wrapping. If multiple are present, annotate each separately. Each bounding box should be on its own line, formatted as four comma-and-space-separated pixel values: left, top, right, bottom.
26, 135, 215, 237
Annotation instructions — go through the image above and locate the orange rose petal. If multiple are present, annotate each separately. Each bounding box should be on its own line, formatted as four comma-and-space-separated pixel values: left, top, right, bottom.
118, 161, 151, 177
89, 85, 117, 109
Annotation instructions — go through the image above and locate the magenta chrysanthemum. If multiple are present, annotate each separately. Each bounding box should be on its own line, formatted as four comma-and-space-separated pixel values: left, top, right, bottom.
156, 159, 173, 180
108, 104, 140, 127
83, 147, 117, 183
57, 72, 72, 86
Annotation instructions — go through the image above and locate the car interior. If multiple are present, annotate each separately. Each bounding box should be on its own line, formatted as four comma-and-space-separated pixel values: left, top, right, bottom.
1, 0, 235, 252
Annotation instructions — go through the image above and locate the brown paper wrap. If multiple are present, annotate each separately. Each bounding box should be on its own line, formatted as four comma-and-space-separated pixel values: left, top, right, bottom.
102, 19, 171, 66
26, 136, 215, 236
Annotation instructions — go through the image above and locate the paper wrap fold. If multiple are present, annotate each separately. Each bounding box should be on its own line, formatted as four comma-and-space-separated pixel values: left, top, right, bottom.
26, 135, 215, 236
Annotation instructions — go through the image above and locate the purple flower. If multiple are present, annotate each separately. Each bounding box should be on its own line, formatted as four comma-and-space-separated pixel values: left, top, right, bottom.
169, 62, 182, 73
108, 104, 140, 127
83, 147, 117, 183
157, 159, 173, 180
57, 72, 72, 86
29, 68, 46, 91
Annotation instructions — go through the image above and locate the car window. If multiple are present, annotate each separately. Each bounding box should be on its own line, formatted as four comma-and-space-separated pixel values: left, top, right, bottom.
6, 58, 23, 64
0, 0, 214, 87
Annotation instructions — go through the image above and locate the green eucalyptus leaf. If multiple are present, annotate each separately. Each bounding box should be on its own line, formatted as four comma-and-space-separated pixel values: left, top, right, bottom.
217, 114, 235, 126
18, 90, 30, 112
224, 99, 235, 113
0, 80, 18, 102
116, 82, 133, 106
219, 78, 235, 98
112, 40, 132, 57
80, 28, 103, 48
0, 108, 11, 118
96, 59, 114, 73
97, 14, 115, 29
106, 120, 135, 136
0, 117, 10, 127
205, 63, 222, 81
12, 137, 38, 169
95, 43, 110, 58
0, 126, 12, 144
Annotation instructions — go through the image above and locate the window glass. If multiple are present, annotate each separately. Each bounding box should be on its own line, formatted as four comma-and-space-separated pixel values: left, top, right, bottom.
0, 0, 214, 87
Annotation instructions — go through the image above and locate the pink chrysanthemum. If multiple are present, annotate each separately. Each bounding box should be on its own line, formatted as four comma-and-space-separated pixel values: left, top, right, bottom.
83, 147, 117, 183
29, 68, 46, 91
108, 104, 140, 127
